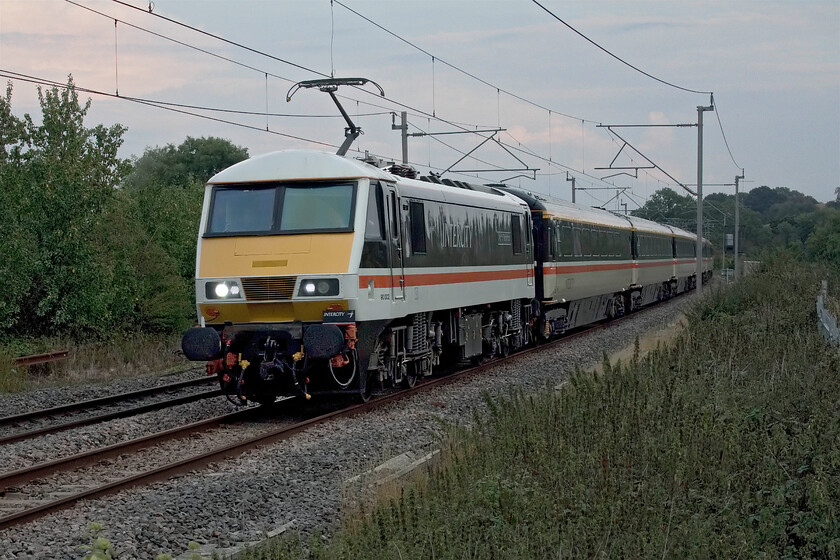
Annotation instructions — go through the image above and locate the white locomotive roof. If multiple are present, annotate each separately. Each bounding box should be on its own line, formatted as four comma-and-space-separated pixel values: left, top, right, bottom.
208, 149, 528, 214
207, 149, 395, 184
398, 177, 528, 213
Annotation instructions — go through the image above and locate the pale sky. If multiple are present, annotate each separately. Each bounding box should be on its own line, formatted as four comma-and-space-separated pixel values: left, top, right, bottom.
1, 0, 838, 208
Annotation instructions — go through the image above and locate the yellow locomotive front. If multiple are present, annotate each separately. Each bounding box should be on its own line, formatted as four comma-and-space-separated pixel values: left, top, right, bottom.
182, 150, 392, 404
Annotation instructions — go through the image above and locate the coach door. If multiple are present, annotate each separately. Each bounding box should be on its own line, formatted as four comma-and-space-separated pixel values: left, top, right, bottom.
384, 184, 406, 301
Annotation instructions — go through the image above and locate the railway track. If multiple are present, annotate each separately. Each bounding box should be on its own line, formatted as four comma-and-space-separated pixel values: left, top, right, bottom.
0, 377, 217, 444
0, 299, 667, 531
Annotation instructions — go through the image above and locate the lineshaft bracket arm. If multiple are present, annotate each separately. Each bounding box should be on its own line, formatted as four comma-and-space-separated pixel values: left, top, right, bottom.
286, 78, 385, 156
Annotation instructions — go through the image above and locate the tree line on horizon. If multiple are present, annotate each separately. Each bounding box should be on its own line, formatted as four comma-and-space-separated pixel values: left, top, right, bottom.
631, 184, 839, 263
1, 78, 837, 343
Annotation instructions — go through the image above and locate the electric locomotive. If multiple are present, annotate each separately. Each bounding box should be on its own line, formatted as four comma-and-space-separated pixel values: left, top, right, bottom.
181, 150, 536, 404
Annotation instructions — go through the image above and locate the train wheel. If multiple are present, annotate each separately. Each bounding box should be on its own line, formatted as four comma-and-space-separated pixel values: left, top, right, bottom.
402, 362, 418, 388
499, 337, 510, 357
355, 370, 373, 403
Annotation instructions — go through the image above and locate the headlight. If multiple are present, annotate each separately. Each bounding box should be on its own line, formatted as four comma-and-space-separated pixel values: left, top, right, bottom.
205, 281, 243, 300
298, 278, 339, 297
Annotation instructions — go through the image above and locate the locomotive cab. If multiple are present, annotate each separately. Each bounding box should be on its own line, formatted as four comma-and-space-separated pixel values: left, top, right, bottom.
183, 151, 392, 404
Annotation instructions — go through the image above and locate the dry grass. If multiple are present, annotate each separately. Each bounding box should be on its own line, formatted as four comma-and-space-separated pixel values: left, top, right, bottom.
0, 333, 191, 393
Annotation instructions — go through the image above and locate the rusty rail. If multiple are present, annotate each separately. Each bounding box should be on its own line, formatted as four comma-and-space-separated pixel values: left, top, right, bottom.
12, 350, 71, 367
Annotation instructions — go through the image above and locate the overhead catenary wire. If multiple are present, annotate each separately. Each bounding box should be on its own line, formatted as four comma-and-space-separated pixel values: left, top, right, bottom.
530, 0, 712, 96
75, 0, 544, 173
79, 1, 724, 200
332, 0, 598, 125
102, 0, 671, 192
68, 0, 525, 173
0, 68, 491, 185
711, 96, 742, 170
110, 0, 327, 78
0, 69, 339, 149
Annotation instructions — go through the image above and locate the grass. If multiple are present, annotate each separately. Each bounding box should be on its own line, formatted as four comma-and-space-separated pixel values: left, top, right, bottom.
0, 332, 191, 394
244, 254, 839, 559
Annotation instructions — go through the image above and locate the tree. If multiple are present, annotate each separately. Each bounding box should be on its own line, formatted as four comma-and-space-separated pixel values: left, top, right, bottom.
743, 185, 818, 220
123, 135, 248, 190
805, 208, 840, 265
0, 83, 34, 331
122, 136, 248, 281
0, 77, 134, 336
631, 188, 695, 227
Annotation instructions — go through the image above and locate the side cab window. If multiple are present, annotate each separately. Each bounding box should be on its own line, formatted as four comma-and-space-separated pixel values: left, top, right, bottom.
408, 200, 427, 254
364, 183, 385, 240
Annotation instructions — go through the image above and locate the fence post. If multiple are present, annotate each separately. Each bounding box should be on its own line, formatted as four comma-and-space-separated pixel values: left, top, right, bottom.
817, 280, 840, 347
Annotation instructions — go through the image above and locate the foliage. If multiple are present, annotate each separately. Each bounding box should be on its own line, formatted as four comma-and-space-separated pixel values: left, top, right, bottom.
79, 522, 115, 560
124, 135, 248, 191
631, 187, 695, 226
0, 78, 132, 336
743, 185, 818, 218
632, 185, 834, 262
805, 208, 840, 265
249, 256, 839, 559
0, 79, 248, 341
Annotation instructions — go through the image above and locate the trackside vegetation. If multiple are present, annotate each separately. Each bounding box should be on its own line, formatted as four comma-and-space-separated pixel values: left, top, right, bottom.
0, 79, 246, 387
245, 255, 839, 559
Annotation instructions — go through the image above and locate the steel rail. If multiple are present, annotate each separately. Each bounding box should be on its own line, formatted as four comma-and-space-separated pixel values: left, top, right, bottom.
0, 389, 222, 445
0, 407, 260, 492
0, 376, 214, 427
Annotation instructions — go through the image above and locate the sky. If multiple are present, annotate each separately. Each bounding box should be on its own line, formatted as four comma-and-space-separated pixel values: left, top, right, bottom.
1, 0, 838, 210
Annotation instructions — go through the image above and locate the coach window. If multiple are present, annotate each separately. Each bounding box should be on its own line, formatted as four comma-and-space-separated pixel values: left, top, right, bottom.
599, 228, 609, 257
512, 214, 523, 254
582, 227, 593, 257
408, 201, 427, 254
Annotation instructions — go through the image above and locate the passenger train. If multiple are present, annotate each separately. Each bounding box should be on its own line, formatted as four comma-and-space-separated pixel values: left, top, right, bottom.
182, 149, 713, 404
